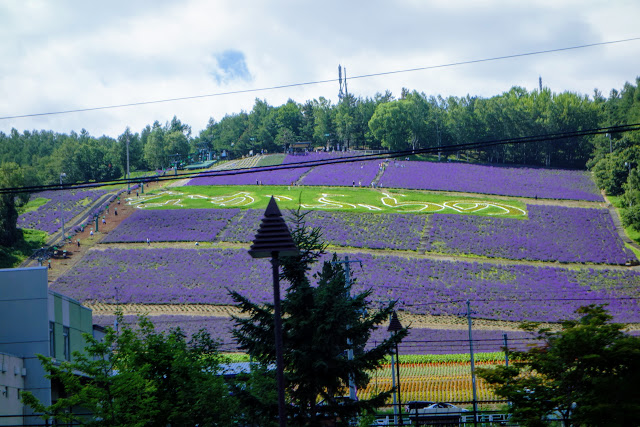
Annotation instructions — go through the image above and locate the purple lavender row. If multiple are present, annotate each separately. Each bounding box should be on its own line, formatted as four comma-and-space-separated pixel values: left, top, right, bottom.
51, 248, 640, 323
91, 314, 538, 354
378, 161, 602, 201
18, 188, 110, 234
101, 208, 241, 243
218, 209, 426, 251
424, 205, 634, 265
300, 159, 381, 187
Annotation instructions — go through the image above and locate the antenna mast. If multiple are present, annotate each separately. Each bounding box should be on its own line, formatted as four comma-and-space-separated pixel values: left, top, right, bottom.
338, 64, 348, 100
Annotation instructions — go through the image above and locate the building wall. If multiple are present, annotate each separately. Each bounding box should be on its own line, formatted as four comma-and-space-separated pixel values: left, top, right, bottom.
0, 352, 25, 426
0, 267, 94, 425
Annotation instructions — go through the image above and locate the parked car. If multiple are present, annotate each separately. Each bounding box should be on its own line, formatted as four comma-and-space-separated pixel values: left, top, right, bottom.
406, 402, 469, 426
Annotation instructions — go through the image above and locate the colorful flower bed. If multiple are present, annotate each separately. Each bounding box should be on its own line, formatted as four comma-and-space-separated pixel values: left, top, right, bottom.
51, 248, 640, 323
101, 208, 242, 243
378, 161, 602, 201
424, 205, 633, 264
18, 188, 110, 234
218, 209, 427, 251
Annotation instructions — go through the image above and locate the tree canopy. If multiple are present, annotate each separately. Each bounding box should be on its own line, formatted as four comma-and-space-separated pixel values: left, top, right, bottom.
477, 305, 640, 427
22, 315, 237, 426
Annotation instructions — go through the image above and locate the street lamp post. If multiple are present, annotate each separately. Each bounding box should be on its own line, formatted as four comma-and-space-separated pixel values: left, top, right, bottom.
59, 173, 66, 243
388, 311, 404, 426
248, 197, 299, 427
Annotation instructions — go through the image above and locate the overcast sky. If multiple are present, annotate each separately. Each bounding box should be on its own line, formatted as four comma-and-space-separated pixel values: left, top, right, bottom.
1, 0, 639, 139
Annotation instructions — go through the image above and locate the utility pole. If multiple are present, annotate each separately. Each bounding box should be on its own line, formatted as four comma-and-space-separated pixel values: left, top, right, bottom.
59, 173, 66, 244
126, 133, 131, 192
467, 300, 479, 427
390, 342, 399, 426
503, 333, 509, 367
332, 255, 362, 401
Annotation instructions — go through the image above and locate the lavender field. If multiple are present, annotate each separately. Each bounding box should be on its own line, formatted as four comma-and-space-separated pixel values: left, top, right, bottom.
424, 205, 634, 264
52, 247, 640, 323
300, 159, 381, 187
218, 209, 427, 250
187, 152, 370, 186
378, 160, 602, 201
18, 188, 110, 234
91, 313, 538, 354
101, 208, 242, 243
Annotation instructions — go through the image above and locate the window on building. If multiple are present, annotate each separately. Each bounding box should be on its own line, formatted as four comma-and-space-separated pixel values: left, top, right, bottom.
63, 326, 70, 361
49, 322, 55, 358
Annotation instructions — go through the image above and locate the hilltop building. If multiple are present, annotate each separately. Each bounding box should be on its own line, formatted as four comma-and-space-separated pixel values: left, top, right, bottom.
0, 267, 103, 425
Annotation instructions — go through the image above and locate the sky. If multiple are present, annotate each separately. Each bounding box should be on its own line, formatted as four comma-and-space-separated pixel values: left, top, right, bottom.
1, 0, 640, 139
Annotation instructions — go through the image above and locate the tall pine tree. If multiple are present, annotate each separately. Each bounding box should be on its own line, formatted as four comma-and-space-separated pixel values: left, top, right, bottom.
231, 210, 407, 426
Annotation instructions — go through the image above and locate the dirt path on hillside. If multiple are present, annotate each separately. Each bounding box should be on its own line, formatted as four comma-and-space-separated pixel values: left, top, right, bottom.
46, 180, 167, 283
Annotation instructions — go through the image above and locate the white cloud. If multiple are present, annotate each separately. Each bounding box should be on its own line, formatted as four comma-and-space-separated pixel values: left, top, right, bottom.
1, 0, 639, 138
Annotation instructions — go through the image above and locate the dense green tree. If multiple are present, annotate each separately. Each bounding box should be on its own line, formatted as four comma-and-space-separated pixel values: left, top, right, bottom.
311, 97, 335, 148
115, 127, 143, 177
335, 93, 357, 150
22, 315, 236, 426
276, 99, 303, 142
368, 100, 413, 151
0, 162, 25, 246
478, 305, 640, 427
231, 210, 407, 426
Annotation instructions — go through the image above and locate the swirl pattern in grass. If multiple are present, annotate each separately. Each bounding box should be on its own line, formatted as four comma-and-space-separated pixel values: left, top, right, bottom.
424, 204, 633, 264
51, 248, 640, 323
378, 160, 602, 201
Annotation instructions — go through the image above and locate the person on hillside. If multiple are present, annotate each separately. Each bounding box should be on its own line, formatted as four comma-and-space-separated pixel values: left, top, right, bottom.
114, 207, 118, 216
77, 239, 80, 248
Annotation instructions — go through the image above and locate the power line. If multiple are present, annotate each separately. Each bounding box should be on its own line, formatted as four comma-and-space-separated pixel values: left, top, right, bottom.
1, 37, 639, 121
2, 123, 640, 195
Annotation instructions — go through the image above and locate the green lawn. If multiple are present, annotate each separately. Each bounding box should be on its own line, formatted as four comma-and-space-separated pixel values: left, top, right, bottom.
0, 229, 48, 268
255, 154, 285, 167
607, 195, 640, 244
128, 185, 528, 218
17, 197, 49, 214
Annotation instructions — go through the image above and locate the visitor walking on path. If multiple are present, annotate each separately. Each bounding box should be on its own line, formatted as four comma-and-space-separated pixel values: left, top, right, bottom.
146, 238, 150, 246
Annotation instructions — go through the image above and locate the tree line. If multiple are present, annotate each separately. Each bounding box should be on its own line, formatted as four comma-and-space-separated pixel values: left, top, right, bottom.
1, 77, 640, 246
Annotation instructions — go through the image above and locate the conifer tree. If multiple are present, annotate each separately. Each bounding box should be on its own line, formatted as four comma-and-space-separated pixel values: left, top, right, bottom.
231, 210, 408, 426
